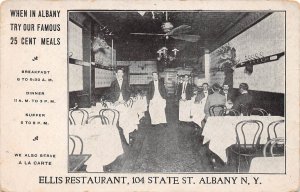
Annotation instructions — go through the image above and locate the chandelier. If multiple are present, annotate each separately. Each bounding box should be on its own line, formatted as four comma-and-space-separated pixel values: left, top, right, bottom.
157, 47, 179, 62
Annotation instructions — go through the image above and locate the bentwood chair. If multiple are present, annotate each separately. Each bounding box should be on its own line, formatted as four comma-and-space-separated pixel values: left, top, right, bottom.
99, 109, 119, 126
227, 120, 264, 172
68, 135, 91, 172
209, 105, 227, 116
86, 115, 108, 125
263, 137, 285, 157
249, 137, 285, 173
249, 108, 269, 116
266, 120, 285, 156
99, 109, 128, 151
124, 98, 134, 108
239, 104, 251, 116
223, 109, 240, 116
267, 120, 285, 140
69, 108, 89, 125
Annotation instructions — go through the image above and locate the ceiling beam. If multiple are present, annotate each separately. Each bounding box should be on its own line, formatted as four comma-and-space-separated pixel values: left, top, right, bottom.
214, 12, 248, 41
87, 12, 103, 27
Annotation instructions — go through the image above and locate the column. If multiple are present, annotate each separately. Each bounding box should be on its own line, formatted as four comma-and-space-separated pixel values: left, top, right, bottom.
204, 49, 210, 83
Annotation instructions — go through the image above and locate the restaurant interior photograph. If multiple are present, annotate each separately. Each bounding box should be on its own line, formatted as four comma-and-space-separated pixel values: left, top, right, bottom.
68, 11, 285, 173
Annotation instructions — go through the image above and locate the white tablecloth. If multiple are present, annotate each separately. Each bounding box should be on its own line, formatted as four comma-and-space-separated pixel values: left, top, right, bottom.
69, 124, 123, 172
179, 99, 193, 122
202, 116, 285, 163
83, 98, 145, 143
114, 103, 139, 142
132, 96, 147, 120
249, 157, 285, 173
189, 96, 206, 126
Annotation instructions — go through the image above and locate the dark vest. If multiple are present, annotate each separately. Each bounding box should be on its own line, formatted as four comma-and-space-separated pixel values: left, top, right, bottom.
147, 80, 167, 102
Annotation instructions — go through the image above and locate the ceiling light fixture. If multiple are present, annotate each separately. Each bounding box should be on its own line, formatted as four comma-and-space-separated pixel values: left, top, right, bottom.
157, 47, 179, 62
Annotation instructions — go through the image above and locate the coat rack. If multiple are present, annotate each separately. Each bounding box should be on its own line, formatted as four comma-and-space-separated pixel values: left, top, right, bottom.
234, 52, 285, 68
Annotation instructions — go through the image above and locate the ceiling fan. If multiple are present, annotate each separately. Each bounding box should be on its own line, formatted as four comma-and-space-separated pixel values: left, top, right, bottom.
130, 12, 200, 43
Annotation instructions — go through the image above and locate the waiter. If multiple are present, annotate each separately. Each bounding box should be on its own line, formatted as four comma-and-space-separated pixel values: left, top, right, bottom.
147, 72, 167, 125
178, 74, 193, 122
109, 68, 137, 144
109, 68, 131, 103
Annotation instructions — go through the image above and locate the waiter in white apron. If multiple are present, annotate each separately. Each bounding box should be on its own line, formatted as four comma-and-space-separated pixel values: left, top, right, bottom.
147, 72, 167, 125
178, 74, 193, 122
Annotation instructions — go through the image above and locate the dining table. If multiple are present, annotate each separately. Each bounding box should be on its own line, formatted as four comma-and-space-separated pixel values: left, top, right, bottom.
202, 116, 285, 163
249, 156, 285, 173
81, 96, 147, 141
69, 123, 123, 172
68, 97, 149, 172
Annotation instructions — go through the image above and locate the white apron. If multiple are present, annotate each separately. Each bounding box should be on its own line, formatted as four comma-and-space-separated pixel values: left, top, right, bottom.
149, 81, 167, 125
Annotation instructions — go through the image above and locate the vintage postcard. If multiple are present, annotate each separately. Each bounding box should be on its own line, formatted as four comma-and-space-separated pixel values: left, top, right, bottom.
0, 0, 299, 191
